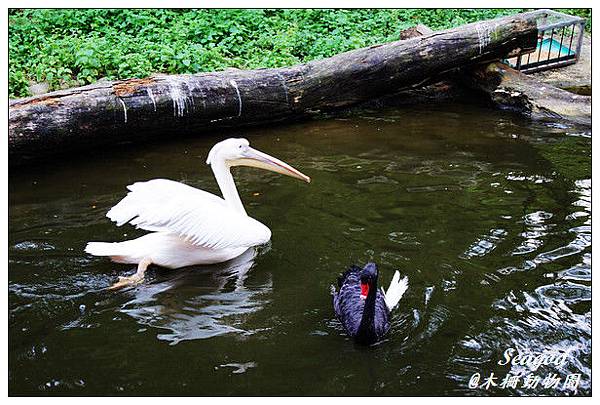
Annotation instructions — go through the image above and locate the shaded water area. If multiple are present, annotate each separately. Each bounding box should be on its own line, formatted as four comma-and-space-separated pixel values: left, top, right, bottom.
9, 103, 591, 395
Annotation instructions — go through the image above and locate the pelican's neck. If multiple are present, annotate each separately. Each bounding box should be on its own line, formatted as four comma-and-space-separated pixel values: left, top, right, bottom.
211, 160, 247, 215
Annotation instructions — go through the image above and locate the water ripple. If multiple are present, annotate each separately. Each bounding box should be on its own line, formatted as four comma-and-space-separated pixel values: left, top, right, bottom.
461, 229, 507, 259
448, 285, 591, 395
512, 211, 554, 256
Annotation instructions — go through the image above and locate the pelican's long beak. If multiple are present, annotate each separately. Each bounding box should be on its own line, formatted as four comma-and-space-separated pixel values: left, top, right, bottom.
231, 147, 311, 183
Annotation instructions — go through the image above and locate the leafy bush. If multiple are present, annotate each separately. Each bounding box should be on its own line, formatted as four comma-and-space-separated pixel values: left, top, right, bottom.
559, 8, 592, 31
8, 9, 590, 98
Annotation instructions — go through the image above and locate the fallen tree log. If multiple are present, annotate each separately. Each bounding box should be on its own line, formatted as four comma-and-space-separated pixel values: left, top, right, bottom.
463, 62, 591, 127
358, 24, 488, 108
9, 13, 538, 165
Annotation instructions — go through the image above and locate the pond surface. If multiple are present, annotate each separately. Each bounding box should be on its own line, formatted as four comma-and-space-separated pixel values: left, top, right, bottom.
9, 103, 591, 396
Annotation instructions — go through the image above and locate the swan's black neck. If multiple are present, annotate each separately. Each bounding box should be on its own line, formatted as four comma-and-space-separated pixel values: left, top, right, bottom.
356, 275, 378, 344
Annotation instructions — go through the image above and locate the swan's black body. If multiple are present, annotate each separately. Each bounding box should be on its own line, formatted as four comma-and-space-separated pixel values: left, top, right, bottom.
332, 263, 390, 345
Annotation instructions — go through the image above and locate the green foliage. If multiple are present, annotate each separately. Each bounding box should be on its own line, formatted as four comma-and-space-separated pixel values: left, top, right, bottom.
8, 9, 591, 98
559, 9, 592, 32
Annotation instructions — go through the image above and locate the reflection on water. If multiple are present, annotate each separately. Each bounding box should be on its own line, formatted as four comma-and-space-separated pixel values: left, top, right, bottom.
119, 248, 272, 344
511, 210, 553, 256
461, 228, 507, 259
9, 103, 591, 395
449, 282, 591, 395
448, 175, 591, 396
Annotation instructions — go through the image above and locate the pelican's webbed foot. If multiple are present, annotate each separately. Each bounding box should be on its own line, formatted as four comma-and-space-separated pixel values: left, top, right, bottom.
109, 258, 152, 290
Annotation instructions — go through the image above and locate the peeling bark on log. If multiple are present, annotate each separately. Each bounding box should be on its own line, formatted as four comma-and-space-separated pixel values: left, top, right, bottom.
9, 14, 538, 165
465, 62, 591, 126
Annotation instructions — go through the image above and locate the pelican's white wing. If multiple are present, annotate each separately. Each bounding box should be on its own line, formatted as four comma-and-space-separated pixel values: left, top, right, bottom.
106, 179, 271, 250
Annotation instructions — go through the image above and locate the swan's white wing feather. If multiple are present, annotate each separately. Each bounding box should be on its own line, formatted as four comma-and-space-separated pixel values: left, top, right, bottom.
106, 179, 271, 250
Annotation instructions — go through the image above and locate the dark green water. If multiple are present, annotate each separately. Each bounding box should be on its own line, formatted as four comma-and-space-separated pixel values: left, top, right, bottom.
9, 103, 591, 396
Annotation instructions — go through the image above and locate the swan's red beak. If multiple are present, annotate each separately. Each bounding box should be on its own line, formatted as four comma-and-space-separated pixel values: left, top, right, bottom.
360, 282, 369, 300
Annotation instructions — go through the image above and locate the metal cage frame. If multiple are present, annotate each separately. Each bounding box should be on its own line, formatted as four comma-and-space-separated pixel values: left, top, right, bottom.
509, 9, 586, 74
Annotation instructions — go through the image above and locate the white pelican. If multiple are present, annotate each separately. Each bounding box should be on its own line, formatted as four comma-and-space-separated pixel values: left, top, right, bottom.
85, 138, 310, 289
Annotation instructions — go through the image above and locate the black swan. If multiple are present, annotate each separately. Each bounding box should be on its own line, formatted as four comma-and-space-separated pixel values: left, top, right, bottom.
332, 262, 408, 345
